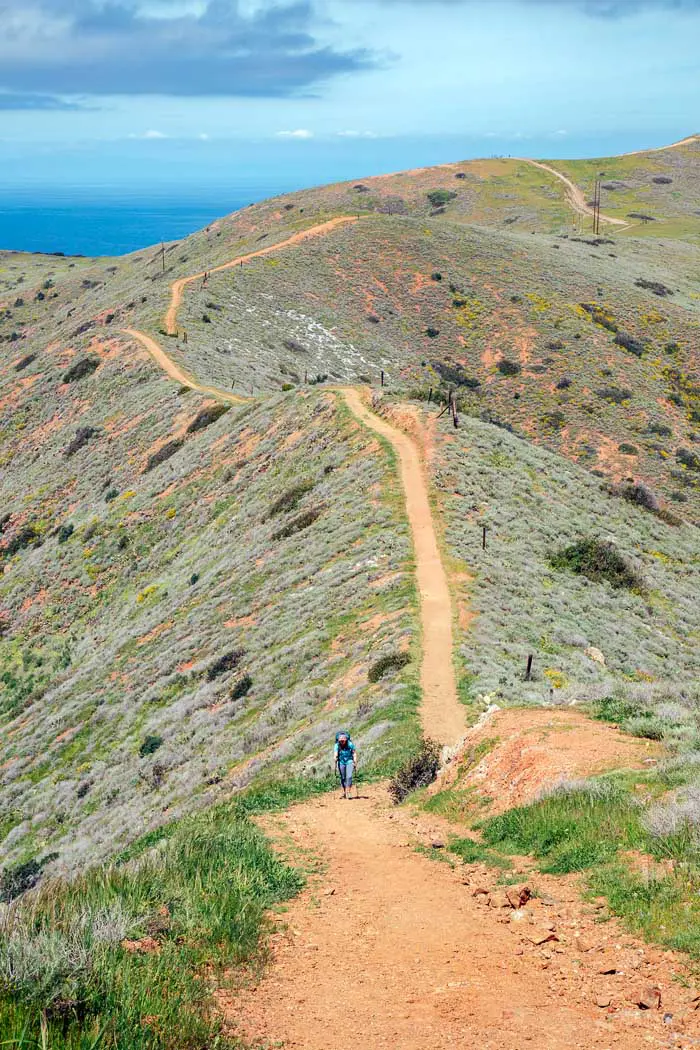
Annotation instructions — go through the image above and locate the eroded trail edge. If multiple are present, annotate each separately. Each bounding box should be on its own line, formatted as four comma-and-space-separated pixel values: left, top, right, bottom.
342, 389, 464, 748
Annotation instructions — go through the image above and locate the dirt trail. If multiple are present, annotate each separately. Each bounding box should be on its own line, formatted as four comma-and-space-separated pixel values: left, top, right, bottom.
164, 216, 358, 335
121, 327, 247, 403
341, 389, 464, 749
224, 773, 697, 1050
522, 159, 629, 227
620, 134, 699, 157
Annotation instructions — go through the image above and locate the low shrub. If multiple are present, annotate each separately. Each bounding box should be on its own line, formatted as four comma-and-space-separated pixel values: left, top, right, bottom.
556, 377, 572, 390
283, 337, 307, 354
426, 189, 457, 207
64, 426, 98, 457
186, 403, 230, 434
267, 480, 314, 518
647, 422, 672, 437
271, 506, 324, 540
368, 651, 410, 683
139, 734, 163, 757
230, 674, 253, 701
497, 358, 521, 377
2, 524, 41, 557
635, 278, 673, 297
618, 443, 638, 456
619, 482, 658, 511
425, 327, 440, 338
430, 360, 480, 389
389, 738, 441, 804
580, 302, 618, 333
56, 523, 74, 544
614, 331, 646, 357
595, 386, 632, 404
677, 448, 700, 472
551, 538, 643, 591
0, 854, 57, 903
62, 356, 99, 384
14, 353, 35, 372
145, 438, 184, 473
541, 411, 566, 432
206, 649, 245, 682
652, 176, 673, 185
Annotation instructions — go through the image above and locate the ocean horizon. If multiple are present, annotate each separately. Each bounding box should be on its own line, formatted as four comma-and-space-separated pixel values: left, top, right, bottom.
0, 189, 278, 258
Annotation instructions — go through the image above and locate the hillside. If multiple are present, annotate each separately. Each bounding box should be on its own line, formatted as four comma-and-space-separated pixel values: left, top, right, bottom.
1, 139, 700, 1048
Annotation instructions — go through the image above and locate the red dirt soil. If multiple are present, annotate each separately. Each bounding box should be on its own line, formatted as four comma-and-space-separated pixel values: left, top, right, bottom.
223, 771, 698, 1050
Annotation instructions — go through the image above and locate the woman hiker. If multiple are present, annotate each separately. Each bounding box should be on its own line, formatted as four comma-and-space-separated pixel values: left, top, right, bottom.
334, 731, 358, 799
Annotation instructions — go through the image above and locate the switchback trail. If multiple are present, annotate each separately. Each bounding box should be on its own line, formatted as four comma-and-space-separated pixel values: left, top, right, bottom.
522, 158, 629, 227
164, 216, 358, 336
121, 327, 248, 404
341, 389, 464, 748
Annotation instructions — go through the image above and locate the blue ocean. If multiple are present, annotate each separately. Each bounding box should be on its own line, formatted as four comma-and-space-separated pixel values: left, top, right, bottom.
0, 193, 262, 258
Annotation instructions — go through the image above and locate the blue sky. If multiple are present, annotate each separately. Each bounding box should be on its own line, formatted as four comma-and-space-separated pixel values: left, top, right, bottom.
0, 0, 698, 192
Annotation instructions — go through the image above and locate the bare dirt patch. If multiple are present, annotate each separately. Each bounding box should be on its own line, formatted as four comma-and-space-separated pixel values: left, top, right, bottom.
441, 709, 659, 816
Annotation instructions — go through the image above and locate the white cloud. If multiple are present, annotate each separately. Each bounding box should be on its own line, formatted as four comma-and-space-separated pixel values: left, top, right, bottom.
276, 128, 314, 139
128, 129, 168, 139
198, 132, 210, 140
336, 129, 378, 138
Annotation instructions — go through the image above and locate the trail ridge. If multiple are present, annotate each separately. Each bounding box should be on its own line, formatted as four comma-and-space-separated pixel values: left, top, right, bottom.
341, 390, 463, 748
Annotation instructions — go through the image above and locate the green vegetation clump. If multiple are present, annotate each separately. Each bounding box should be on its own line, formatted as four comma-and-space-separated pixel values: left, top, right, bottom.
426, 189, 457, 208
497, 358, 521, 377
635, 277, 673, 297
0, 855, 57, 903
62, 356, 99, 384
206, 649, 244, 682
0, 805, 301, 1048
267, 479, 314, 518
595, 386, 632, 404
550, 538, 642, 591
230, 673, 253, 701
481, 779, 642, 874
430, 360, 480, 388
186, 403, 230, 434
2, 523, 42, 558
144, 438, 184, 473
138, 734, 163, 757
618, 482, 659, 512
271, 506, 324, 540
677, 447, 700, 472
389, 738, 441, 804
368, 651, 410, 683
614, 331, 646, 357
14, 353, 35, 372
64, 425, 98, 458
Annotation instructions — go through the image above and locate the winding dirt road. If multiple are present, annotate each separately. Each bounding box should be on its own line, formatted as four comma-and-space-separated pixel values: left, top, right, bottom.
164, 216, 358, 335
521, 159, 628, 227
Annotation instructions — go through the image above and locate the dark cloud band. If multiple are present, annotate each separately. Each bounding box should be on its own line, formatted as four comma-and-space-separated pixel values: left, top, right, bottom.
0, 0, 377, 99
